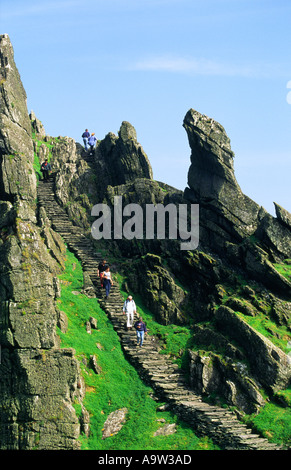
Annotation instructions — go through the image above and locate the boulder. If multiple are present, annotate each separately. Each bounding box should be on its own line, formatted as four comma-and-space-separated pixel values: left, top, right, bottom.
154, 423, 177, 437
102, 408, 128, 439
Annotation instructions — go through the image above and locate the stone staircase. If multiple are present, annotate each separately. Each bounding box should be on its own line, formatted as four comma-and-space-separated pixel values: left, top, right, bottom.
37, 170, 283, 451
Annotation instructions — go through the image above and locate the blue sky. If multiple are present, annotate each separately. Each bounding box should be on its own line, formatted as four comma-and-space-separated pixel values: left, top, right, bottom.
1, 0, 291, 215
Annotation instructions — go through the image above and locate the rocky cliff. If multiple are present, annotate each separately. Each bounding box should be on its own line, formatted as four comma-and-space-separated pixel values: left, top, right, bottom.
0, 34, 290, 449
0, 34, 83, 450
47, 107, 291, 416
183, 109, 291, 285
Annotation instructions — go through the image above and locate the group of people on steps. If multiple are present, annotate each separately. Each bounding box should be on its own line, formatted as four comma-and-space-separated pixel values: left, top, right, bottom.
40, 131, 147, 347
39, 128, 97, 180
97, 259, 148, 348
82, 129, 97, 154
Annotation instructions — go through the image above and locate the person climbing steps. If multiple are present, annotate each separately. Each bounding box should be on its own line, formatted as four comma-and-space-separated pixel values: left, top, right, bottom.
40, 158, 52, 181
123, 295, 136, 330
102, 265, 113, 299
82, 129, 90, 151
134, 317, 147, 347
88, 132, 97, 155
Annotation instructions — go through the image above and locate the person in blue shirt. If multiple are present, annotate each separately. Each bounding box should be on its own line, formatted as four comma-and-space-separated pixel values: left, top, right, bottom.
88, 133, 97, 155
134, 317, 147, 347
82, 129, 90, 151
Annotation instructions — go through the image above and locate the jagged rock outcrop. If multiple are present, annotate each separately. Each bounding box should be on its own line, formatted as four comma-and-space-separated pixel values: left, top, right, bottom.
183, 109, 290, 253
0, 35, 36, 203
183, 108, 263, 239
189, 350, 266, 415
126, 253, 187, 325
180, 108, 291, 408
30, 110, 46, 139
97, 121, 153, 190
0, 34, 82, 450
275, 202, 291, 229
183, 108, 291, 293
35, 121, 154, 233
215, 305, 290, 393
36, 100, 291, 419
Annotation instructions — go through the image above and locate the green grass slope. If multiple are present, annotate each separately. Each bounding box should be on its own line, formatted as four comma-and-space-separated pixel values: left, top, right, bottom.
57, 248, 218, 450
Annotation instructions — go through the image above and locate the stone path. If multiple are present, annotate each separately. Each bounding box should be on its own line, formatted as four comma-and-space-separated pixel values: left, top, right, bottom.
37, 170, 283, 450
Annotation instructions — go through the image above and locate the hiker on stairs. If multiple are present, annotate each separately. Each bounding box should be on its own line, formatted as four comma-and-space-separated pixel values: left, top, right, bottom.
103, 265, 113, 299
97, 259, 107, 287
88, 133, 97, 155
134, 317, 147, 347
40, 159, 52, 181
82, 129, 90, 151
123, 295, 136, 330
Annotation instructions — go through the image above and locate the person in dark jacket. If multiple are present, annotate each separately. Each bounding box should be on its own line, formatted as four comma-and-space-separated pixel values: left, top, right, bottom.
40, 159, 52, 181
97, 259, 107, 287
134, 317, 147, 347
82, 129, 90, 151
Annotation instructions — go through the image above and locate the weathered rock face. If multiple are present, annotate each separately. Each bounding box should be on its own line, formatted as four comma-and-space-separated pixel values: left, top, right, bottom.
189, 350, 266, 414
274, 202, 291, 229
97, 121, 153, 190
183, 108, 291, 289
30, 110, 46, 139
184, 109, 238, 201
183, 108, 264, 241
0, 34, 36, 203
0, 34, 81, 450
215, 306, 291, 393
181, 109, 291, 408
126, 253, 187, 325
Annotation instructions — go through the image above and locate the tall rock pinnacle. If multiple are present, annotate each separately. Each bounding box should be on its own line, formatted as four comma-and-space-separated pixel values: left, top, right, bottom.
183, 108, 291, 267
183, 109, 266, 240
0, 34, 81, 450
183, 109, 240, 201
0, 34, 36, 202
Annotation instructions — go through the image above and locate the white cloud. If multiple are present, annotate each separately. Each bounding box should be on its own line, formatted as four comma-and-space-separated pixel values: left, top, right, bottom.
130, 55, 284, 79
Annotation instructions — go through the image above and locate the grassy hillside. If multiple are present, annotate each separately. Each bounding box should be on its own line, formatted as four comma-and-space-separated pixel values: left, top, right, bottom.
56, 248, 219, 450
56, 248, 291, 449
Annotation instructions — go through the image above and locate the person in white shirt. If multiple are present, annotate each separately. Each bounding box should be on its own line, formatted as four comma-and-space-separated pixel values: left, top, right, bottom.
123, 295, 136, 330
103, 266, 113, 299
